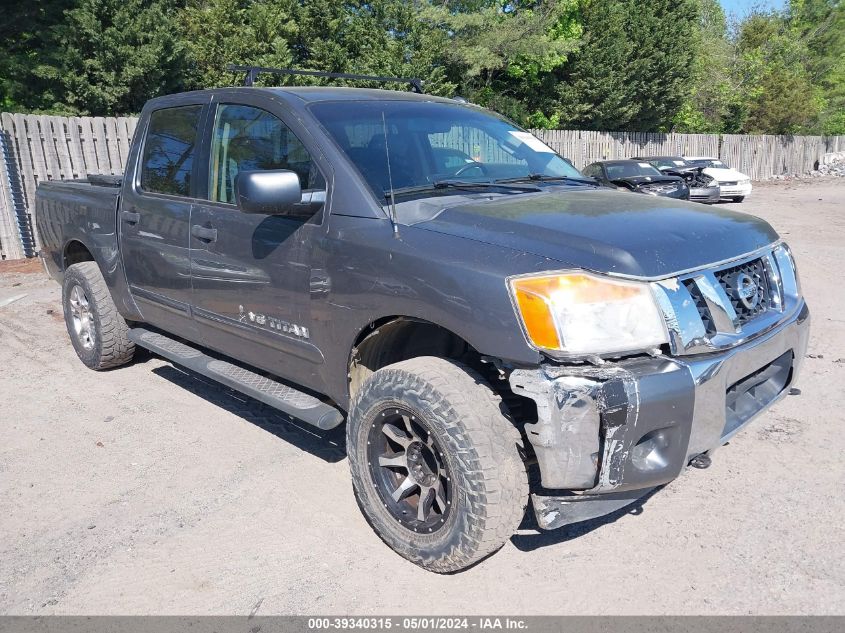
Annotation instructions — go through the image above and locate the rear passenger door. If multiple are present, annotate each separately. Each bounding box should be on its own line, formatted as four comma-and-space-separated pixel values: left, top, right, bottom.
120, 99, 208, 340
189, 101, 329, 387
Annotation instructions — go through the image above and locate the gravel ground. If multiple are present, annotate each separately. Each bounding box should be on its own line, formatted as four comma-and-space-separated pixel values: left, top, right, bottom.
1, 179, 843, 615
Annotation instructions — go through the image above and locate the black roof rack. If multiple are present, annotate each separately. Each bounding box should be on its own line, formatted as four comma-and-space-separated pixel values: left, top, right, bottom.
226, 65, 424, 94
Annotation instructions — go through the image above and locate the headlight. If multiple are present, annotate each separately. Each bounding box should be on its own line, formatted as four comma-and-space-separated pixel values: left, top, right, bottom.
508, 272, 669, 356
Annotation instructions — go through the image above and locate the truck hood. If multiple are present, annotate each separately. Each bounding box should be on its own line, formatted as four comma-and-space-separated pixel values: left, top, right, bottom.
413, 188, 779, 279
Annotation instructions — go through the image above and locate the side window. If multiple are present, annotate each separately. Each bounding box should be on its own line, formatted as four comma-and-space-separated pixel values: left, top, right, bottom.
209, 104, 325, 204
140, 105, 203, 196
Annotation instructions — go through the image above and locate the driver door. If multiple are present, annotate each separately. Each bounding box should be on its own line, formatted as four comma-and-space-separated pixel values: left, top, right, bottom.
189, 102, 328, 385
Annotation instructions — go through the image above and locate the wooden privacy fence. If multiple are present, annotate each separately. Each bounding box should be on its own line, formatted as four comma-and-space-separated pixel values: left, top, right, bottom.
719, 134, 845, 181
0, 113, 137, 259
0, 111, 843, 260
533, 130, 721, 169
533, 129, 845, 176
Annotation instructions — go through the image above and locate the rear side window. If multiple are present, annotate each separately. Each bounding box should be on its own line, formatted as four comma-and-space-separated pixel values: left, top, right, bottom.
140, 105, 203, 196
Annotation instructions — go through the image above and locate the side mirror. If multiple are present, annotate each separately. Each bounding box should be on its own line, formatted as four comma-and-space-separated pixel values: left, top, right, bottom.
236, 170, 302, 215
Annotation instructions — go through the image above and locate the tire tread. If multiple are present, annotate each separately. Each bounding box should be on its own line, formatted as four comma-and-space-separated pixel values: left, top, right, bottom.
64, 261, 135, 370
348, 356, 528, 572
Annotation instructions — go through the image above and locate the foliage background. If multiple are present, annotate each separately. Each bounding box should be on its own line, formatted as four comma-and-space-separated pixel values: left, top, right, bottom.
1, 0, 843, 134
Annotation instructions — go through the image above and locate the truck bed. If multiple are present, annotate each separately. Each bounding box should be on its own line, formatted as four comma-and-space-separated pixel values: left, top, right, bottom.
36, 175, 142, 320
36, 177, 122, 282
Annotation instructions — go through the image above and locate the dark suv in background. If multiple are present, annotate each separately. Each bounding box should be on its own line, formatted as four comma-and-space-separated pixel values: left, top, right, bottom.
582, 159, 690, 199
634, 156, 721, 203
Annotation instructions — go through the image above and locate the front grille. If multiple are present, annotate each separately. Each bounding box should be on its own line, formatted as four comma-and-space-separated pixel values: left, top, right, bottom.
713, 258, 771, 325
680, 257, 774, 335
683, 279, 716, 336
720, 181, 738, 186
651, 245, 798, 355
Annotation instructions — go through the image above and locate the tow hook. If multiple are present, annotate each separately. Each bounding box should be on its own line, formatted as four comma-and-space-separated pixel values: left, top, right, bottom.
689, 452, 712, 469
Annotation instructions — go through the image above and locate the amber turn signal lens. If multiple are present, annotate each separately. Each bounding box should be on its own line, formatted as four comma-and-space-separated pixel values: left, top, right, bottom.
513, 283, 561, 349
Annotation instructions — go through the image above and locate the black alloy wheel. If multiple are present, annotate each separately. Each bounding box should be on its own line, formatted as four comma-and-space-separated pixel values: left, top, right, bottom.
367, 406, 451, 532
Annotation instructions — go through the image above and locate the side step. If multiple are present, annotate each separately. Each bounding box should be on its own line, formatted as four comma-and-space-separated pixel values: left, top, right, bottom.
128, 328, 344, 430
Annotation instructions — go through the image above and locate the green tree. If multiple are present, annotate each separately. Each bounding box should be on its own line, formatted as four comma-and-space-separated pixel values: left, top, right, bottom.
32, 0, 185, 115
0, 0, 77, 112
789, 0, 845, 133
737, 9, 823, 134
556, 0, 639, 129
674, 0, 746, 133
625, 0, 701, 131
420, 0, 580, 126
292, 0, 454, 95
181, 0, 297, 90
3, 0, 841, 134
556, 0, 699, 131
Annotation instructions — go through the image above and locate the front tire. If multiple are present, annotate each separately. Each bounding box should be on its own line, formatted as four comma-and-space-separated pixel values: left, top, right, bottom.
62, 261, 135, 370
347, 357, 528, 573
732, 196, 745, 202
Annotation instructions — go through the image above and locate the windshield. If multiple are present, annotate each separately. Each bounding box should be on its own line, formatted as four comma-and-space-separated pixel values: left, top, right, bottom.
309, 100, 584, 198
648, 157, 689, 170
605, 162, 663, 179
687, 159, 725, 168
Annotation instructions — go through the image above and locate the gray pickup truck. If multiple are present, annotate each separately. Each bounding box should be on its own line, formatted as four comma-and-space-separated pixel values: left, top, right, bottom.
37, 78, 810, 573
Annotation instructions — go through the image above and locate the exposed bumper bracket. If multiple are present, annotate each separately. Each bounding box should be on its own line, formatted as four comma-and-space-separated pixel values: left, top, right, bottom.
531, 488, 655, 530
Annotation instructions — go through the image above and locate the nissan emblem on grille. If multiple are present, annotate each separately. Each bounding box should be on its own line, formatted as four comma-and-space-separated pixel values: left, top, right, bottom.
713, 257, 771, 326
732, 272, 761, 310
674, 256, 774, 338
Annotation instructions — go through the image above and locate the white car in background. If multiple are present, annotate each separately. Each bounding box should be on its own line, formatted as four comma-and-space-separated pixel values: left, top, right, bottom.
683, 157, 752, 202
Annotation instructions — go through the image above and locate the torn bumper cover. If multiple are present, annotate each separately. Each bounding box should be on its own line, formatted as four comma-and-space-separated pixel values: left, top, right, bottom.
509, 300, 810, 530
689, 184, 721, 203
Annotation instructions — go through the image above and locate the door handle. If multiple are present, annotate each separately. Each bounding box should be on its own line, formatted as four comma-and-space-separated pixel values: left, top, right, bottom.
191, 225, 218, 242
121, 211, 140, 224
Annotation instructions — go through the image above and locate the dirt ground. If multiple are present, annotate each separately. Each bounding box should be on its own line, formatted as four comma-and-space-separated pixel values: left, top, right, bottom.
1, 179, 843, 615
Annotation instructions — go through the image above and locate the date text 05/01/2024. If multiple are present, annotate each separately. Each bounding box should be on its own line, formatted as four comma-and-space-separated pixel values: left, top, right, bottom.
307, 617, 528, 630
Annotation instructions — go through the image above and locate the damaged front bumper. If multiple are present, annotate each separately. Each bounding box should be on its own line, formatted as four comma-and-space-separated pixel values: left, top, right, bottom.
690, 185, 721, 203
509, 300, 810, 530
719, 182, 753, 199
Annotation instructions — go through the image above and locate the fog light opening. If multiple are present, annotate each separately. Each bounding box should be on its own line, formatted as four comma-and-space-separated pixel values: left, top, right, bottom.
631, 429, 671, 472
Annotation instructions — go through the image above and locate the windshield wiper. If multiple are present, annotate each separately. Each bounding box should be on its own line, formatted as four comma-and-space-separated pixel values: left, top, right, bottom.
496, 174, 599, 187
385, 179, 540, 199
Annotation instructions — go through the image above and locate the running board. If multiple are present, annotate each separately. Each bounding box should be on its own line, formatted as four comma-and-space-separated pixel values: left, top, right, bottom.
128, 328, 344, 430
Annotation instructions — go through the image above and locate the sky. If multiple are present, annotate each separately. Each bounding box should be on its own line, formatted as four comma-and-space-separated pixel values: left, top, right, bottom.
718, 0, 787, 17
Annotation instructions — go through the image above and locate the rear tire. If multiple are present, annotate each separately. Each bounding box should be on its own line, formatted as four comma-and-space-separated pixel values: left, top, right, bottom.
62, 261, 135, 370
732, 196, 745, 202
347, 356, 528, 573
